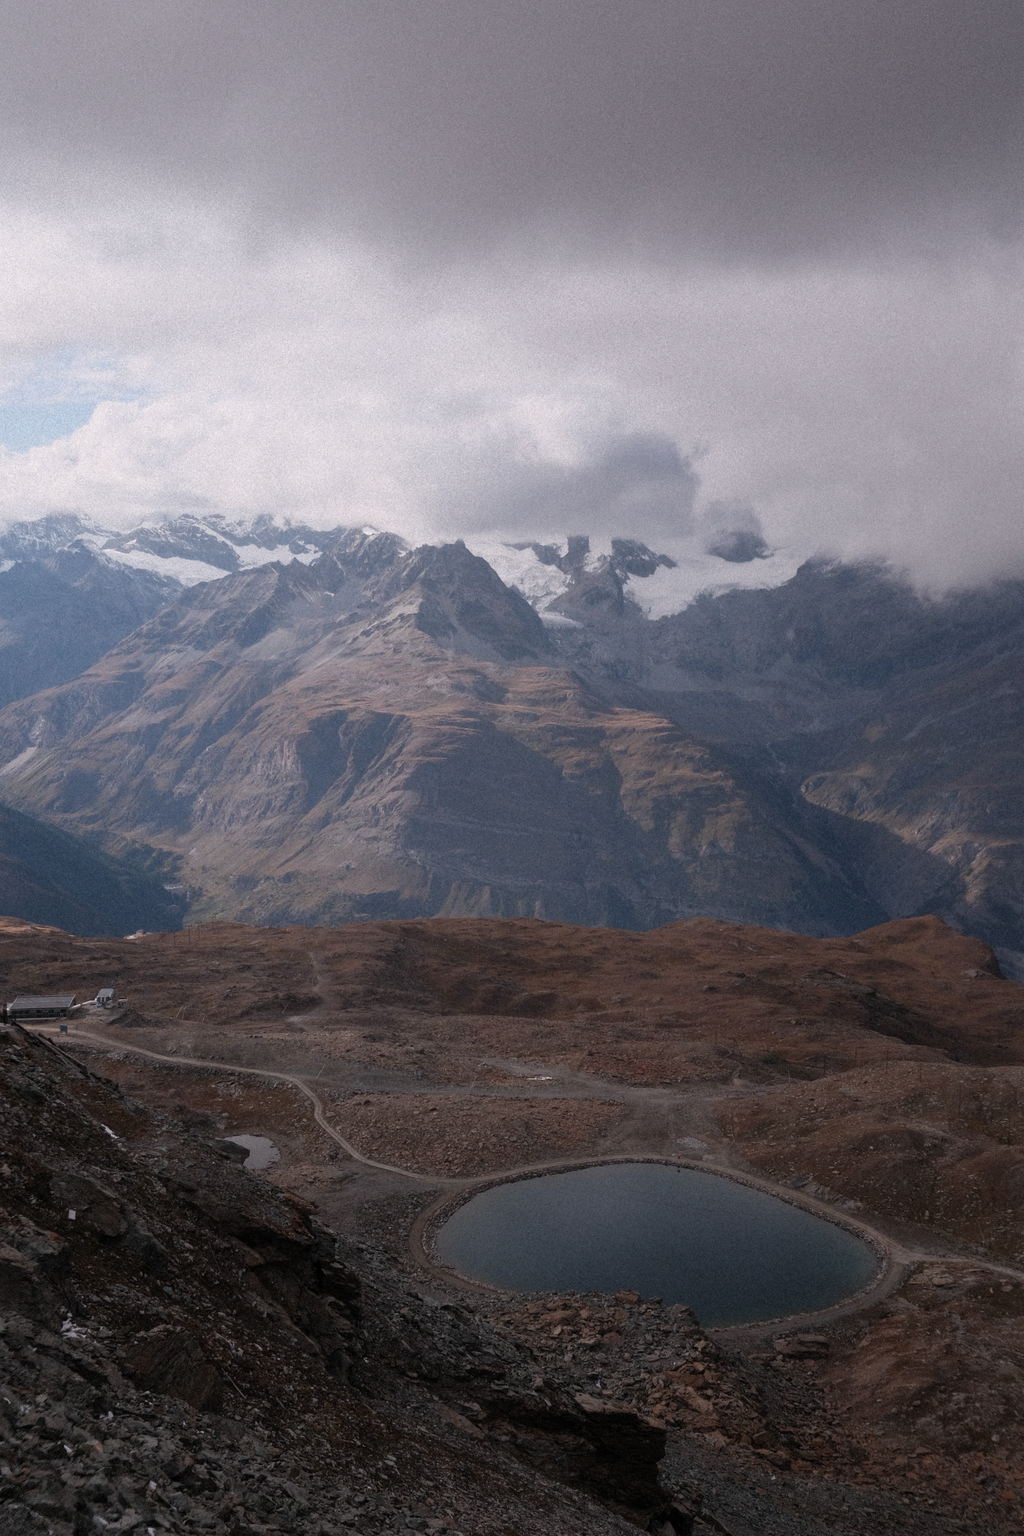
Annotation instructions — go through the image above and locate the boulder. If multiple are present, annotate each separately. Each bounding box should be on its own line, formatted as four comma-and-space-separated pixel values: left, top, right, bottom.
50, 1172, 128, 1239
0, 1216, 66, 1324
122, 1324, 224, 1410
774, 1333, 830, 1359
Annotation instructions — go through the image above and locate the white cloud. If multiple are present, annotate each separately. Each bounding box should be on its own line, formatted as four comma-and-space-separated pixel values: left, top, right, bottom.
0, 189, 1022, 590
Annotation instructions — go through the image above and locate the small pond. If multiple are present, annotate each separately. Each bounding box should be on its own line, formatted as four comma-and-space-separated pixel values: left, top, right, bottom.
432, 1162, 878, 1327
225, 1134, 281, 1171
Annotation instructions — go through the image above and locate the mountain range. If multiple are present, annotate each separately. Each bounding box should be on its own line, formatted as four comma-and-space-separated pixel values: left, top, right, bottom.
0, 511, 342, 711
0, 511, 1020, 967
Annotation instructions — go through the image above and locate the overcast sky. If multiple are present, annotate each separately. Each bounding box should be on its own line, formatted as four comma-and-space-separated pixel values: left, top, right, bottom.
1, 1, 1023, 587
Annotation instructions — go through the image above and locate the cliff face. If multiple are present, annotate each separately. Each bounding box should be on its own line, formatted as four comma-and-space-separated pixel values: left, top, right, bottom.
792, 649, 1024, 960
0, 534, 1021, 954
554, 559, 1024, 963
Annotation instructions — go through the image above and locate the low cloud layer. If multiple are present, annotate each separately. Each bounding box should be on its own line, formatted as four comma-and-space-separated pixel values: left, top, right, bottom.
0, 4, 1022, 590
442, 432, 699, 543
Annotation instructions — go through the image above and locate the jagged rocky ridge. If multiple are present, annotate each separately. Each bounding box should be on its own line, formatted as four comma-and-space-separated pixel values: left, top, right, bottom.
0, 534, 883, 936
0, 513, 352, 711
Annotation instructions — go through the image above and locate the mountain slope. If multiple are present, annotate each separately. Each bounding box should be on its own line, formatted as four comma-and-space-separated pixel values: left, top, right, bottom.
0, 537, 883, 934
0, 511, 362, 710
0, 523, 1020, 953
0, 541, 181, 710
544, 559, 1024, 962
644, 563, 1024, 962
0, 803, 185, 936
795, 647, 1024, 962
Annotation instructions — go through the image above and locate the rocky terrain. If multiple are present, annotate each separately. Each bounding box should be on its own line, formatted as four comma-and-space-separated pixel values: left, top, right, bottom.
2, 909, 1023, 1533
0, 1010, 700, 1536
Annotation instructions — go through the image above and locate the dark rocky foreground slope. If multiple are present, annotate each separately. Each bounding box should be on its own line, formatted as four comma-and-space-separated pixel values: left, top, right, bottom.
0, 1019, 696, 1536
1, 919, 1020, 1536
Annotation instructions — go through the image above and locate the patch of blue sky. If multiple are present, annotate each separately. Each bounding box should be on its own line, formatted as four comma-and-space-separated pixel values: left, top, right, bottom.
0, 348, 147, 452
0, 401, 98, 451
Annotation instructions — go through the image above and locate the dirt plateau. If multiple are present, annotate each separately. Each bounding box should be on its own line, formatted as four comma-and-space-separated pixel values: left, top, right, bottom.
2, 909, 1024, 1536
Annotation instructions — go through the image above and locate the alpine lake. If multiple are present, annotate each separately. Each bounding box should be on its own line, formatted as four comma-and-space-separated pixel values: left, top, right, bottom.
432, 1162, 880, 1327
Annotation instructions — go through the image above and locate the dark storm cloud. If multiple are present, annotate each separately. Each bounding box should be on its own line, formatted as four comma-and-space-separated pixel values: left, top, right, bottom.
2, 3, 1023, 590
448, 431, 699, 539
3, 1, 1023, 256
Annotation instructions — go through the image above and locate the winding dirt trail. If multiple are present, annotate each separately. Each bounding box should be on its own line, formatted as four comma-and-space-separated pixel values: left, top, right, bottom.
33, 1023, 1024, 1325
32, 1026, 435, 1181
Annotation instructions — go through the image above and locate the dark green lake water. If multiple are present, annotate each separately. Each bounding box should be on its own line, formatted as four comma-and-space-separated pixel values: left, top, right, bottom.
433, 1162, 878, 1326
